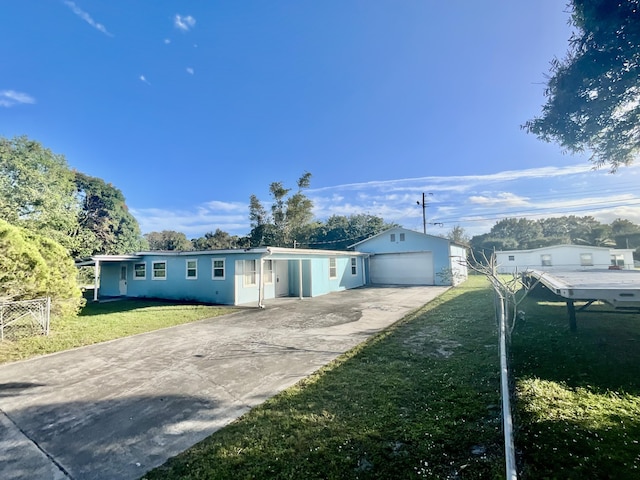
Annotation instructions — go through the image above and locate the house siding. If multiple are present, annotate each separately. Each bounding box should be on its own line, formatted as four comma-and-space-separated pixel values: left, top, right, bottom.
94, 249, 367, 306
353, 227, 467, 286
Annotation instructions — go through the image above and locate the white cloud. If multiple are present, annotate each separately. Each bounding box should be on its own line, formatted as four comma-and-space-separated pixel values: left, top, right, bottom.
174, 14, 196, 32
130, 164, 640, 239
132, 201, 247, 237
186, 67, 195, 75
0, 90, 36, 107
139, 75, 151, 85
468, 192, 530, 207
164, 38, 171, 44
63, 1, 113, 37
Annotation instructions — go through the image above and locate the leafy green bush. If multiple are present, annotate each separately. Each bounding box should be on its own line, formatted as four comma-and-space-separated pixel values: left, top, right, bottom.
0, 219, 84, 316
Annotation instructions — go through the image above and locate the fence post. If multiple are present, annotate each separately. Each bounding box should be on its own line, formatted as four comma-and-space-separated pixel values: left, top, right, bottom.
45, 297, 51, 335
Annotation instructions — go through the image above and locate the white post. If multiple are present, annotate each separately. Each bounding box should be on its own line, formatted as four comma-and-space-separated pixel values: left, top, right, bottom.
93, 259, 100, 302
298, 259, 303, 299
258, 257, 264, 308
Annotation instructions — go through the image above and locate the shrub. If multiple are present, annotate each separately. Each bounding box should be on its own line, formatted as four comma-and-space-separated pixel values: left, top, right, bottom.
0, 219, 84, 316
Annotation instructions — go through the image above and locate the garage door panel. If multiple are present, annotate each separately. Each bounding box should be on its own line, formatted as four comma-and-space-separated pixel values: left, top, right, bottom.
370, 252, 433, 285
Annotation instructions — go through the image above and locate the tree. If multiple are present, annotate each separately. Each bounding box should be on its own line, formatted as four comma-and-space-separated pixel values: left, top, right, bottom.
192, 229, 241, 250
524, 1, 640, 170
0, 136, 80, 251
488, 218, 543, 248
0, 219, 84, 317
74, 172, 145, 256
248, 172, 314, 247
144, 230, 193, 251
308, 214, 397, 250
611, 218, 640, 236
446, 225, 470, 245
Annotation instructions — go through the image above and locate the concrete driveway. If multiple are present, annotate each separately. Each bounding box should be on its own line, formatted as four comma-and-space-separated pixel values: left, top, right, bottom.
0, 285, 448, 480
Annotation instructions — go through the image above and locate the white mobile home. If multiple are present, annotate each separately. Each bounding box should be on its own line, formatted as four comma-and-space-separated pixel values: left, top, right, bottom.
495, 244, 635, 274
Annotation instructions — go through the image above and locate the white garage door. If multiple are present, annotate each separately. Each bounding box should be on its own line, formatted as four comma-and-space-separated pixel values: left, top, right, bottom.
370, 252, 434, 285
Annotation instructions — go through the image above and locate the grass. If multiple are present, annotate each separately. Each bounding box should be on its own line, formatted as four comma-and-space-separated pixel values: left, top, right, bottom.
143, 275, 506, 479
5, 277, 638, 477
512, 293, 640, 479
0, 296, 234, 364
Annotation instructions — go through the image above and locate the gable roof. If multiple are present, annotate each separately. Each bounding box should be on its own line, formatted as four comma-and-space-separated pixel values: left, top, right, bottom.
348, 226, 458, 249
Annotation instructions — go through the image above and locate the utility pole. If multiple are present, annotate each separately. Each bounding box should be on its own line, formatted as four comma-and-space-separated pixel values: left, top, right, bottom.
417, 193, 432, 234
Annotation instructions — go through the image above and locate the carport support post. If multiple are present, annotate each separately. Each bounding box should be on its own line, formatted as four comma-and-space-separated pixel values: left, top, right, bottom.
258, 258, 264, 308
93, 259, 100, 302
298, 259, 303, 299
567, 300, 577, 332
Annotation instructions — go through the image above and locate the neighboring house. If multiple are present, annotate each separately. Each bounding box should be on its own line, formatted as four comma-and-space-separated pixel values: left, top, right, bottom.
495, 244, 636, 274
350, 227, 468, 286
78, 247, 367, 307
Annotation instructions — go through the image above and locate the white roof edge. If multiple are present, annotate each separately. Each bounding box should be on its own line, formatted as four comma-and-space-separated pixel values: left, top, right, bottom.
348, 226, 456, 249
496, 245, 634, 254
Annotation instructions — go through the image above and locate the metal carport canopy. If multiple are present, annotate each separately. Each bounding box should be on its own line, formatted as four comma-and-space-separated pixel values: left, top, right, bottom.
525, 269, 640, 308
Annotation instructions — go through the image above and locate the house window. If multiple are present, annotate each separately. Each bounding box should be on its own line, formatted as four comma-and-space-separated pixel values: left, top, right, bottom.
351, 257, 357, 275
212, 259, 225, 280
390, 234, 396, 242
580, 253, 593, 266
264, 260, 274, 284
400, 233, 405, 241
540, 254, 552, 267
508, 255, 515, 261
152, 261, 167, 280
329, 258, 337, 279
611, 254, 625, 267
244, 259, 257, 286
134, 262, 146, 280
186, 259, 197, 279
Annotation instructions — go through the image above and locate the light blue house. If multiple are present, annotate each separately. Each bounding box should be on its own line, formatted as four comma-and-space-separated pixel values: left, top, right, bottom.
350, 227, 468, 286
83, 247, 368, 307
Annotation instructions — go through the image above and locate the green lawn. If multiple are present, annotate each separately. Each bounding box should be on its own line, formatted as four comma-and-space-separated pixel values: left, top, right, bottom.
512, 294, 640, 479
0, 297, 234, 364
142, 276, 640, 480
144, 276, 506, 479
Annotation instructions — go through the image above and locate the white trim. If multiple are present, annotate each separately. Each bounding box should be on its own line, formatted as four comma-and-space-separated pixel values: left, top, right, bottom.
329, 257, 337, 279
350, 257, 358, 276
264, 259, 274, 284
212, 258, 226, 280
152, 261, 167, 280
244, 259, 257, 286
133, 262, 146, 280
185, 259, 198, 280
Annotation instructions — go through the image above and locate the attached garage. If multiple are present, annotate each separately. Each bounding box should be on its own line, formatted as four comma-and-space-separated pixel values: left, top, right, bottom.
351, 227, 468, 287
370, 252, 434, 285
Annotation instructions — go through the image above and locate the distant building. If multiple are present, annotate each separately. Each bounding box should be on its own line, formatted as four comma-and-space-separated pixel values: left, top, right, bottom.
494, 244, 635, 274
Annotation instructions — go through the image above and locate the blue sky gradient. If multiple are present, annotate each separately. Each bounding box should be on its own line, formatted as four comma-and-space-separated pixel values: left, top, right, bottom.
2, 1, 638, 239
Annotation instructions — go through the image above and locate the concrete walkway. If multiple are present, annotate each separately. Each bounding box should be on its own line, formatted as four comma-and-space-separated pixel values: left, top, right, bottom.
0, 285, 448, 480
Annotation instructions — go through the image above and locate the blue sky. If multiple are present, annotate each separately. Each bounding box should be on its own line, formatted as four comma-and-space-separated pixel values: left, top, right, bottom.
1, 1, 639, 240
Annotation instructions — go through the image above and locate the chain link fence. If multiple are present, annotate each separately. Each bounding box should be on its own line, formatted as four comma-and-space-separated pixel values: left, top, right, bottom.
0, 297, 51, 341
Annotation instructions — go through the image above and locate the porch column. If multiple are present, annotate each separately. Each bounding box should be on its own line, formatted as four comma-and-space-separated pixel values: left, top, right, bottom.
93, 259, 100, 302
298, 259, 303, 299
258, 258, 264, 308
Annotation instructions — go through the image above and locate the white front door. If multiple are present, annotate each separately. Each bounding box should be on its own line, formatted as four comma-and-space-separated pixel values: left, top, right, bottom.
275, 261, 289, 297
119, 265, 128, 295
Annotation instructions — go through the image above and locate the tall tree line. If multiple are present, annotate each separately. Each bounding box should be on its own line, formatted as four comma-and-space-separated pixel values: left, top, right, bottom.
471, 216, 640, 259
1, 135, 145, 313
0, 136, 145, 258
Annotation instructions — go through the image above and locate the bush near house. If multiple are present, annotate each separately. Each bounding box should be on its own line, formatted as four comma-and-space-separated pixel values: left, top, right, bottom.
0, 219, 84, 317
